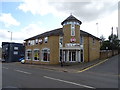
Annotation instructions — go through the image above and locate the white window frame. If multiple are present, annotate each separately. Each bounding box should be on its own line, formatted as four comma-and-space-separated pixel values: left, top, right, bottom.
33, 49, 40, 61
26, 49, 32, 60
71, 24, 75, 36
44, 37, 48, 43
41, 48, 50, 62
14, 47, 18, 50
59, 37, 63, 47
13, 51, 18, 55
28, 40, 31, 46
35, 39, 39, 44
39, 39, 43, 44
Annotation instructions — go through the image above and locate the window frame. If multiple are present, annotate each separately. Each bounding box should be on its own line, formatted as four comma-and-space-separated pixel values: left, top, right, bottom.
44, 37, 48, 43
59, 37, 63, 47
33, 49, 40, 61
35, 39, 39, 44
71, 24, 75, 36
26, 49, 32, 60
93, 38, 95, 44
41, 48, 50, 62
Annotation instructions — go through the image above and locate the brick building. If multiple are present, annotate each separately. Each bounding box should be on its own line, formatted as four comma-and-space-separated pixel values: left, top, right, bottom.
24, 15, 101, 64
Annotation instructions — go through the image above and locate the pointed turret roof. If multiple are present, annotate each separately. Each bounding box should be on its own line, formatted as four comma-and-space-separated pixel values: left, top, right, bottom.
61, 15, 82, 25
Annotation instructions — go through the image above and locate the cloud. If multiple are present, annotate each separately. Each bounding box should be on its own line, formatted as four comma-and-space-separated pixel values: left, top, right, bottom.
0, 13, 20, 27
18, 0, 118, 22
0, 23, 46, 47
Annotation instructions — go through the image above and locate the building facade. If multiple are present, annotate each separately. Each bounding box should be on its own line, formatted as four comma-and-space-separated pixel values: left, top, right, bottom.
24, 15, 101, 64
2, 42, 25, 62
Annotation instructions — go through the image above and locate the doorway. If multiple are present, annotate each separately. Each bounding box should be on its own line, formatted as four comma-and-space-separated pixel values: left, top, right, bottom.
69, 50, 76, 62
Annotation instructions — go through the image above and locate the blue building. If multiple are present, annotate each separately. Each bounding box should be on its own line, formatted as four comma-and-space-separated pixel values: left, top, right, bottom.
2, 42, 25, 62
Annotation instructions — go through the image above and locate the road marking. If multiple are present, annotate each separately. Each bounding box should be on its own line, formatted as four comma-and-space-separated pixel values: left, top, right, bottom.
2, 67, 8, 69
15, 69, 31, 74
78, 59, 108, 73
44, 76, 95, 89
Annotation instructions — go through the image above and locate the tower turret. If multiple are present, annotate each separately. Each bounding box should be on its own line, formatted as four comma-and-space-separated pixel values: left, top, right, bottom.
61, 15, 82, 47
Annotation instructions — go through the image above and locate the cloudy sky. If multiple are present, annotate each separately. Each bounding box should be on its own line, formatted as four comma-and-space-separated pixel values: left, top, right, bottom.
0, 0, 119, 47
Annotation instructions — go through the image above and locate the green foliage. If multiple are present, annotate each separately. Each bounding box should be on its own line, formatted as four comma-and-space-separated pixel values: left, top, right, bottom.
100, 34, 120, 50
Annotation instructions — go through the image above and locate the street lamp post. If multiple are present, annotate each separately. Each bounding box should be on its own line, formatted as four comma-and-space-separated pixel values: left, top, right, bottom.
8, 31, 12, 42
96, 23, 99, 37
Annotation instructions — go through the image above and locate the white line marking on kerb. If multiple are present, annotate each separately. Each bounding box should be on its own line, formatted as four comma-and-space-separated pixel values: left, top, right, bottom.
15, 69, 31, 74
2, 67, 8, 69
44, 76, 95, 89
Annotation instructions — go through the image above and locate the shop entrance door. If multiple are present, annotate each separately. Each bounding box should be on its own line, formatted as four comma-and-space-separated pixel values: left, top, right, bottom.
69, 50, 76, 62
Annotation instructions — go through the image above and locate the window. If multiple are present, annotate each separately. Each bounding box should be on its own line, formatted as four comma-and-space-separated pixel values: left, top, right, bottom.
26, 50, 32, 60
44, 37, 48, 43
93, 38, 95, 44
80, 36, 84, 45
33, 49, 40, 61
14, 51, 18, 55
14, 47, 18, 50
59, 37, 63, 47
35, 39, 38, 44
42, 48, 50, 62
30, 40, 35, 45
71, 24, 75, 36
28, 40, 31, 46
39, 39, 43, 44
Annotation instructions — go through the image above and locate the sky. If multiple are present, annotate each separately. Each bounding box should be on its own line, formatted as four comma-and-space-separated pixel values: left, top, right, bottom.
0, 0, 119, 47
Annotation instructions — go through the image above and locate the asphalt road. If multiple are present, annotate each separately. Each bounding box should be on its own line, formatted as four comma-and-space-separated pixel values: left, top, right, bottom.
2, 55, 119, 89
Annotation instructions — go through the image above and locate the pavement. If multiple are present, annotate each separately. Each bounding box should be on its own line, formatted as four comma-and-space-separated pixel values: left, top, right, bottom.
14, 58, 108, 73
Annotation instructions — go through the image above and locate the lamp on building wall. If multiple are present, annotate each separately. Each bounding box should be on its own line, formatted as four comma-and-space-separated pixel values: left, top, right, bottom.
8, 31, 12, 42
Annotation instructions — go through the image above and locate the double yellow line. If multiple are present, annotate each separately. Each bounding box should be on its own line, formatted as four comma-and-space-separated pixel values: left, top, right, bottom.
78, 59, 108, 73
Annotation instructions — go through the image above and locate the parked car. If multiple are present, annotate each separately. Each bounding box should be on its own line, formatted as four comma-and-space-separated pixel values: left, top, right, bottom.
19, 58, 25, 64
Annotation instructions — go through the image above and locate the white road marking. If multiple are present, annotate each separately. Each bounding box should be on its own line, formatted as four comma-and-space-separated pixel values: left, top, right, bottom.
15, 69, 31, 74
2, 67, 8, 69
44, 76, 95, 89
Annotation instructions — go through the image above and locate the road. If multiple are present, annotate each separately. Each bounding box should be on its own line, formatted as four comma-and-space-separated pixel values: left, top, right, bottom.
2, 55, 119, 89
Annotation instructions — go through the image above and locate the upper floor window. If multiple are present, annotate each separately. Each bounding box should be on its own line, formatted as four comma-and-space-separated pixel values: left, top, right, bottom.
30, 40, 35, 45
71, 24, 75, 36
80, 36, 84, 45
14, 47, 18, 50
93, 38, 95, 44
35, 39, 38, 44
39, 39, 43, 44
28, 40, 31, 46
59, 37, 63, 47
44, 37, 48, 43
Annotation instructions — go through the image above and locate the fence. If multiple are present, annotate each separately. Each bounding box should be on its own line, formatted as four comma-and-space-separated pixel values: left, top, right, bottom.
100, 50, 118, 60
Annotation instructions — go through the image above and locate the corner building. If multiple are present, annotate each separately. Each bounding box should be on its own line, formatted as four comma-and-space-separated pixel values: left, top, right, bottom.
24, 15, 101, 64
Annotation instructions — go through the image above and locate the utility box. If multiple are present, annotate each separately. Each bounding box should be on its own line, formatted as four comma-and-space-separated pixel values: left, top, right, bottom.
2, 42, 25, 62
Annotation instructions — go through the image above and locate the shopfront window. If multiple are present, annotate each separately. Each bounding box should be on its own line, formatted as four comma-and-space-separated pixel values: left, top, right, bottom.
33, 49, 40, 61
26, 50, 32, 60
42, 48, 50, 61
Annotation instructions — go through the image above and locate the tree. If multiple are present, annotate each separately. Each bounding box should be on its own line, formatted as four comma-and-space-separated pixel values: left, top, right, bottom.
100, 35, 105, 42
108, 34, 120, 50
100, 34, 120, 50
